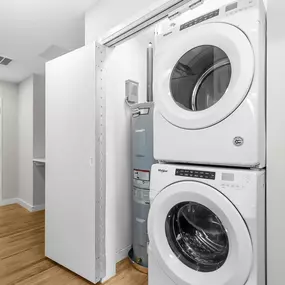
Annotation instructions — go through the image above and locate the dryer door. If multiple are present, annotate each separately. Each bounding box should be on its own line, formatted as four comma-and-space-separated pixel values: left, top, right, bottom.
154, 23, 254, 129
148, 181, 252, 285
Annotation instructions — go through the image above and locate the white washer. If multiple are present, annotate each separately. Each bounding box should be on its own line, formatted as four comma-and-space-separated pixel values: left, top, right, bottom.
153, 0, 266, 168
148, 164, 265, 285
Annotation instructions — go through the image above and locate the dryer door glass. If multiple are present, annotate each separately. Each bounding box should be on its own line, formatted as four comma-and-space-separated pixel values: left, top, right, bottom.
165, 201, 229, 272
170, 45, 231, 111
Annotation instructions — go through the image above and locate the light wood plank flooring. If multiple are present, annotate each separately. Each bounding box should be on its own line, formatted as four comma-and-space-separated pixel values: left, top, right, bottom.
0, 204, 147, 285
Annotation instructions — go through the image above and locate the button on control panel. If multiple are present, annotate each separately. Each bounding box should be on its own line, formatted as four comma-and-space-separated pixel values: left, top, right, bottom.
180, 9, 220, 31
175, 169, 216, 180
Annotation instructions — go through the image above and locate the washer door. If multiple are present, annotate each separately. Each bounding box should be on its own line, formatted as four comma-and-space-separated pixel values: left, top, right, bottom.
148, 181, 252, 285
154, 23, 254, 129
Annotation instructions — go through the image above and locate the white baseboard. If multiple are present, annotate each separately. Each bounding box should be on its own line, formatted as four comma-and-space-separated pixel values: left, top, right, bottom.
0, 198, 18, 206
32, 203, 45, 212
116, 245, 132, 262
101, 269, 116, 283
17, 198, 45, 212
17, 198, 33, 211
0, 198, 45, 212
103, 245, 131, 282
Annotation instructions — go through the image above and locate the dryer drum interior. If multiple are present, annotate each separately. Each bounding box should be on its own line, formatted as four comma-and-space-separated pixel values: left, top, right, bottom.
170, 45, 232, 112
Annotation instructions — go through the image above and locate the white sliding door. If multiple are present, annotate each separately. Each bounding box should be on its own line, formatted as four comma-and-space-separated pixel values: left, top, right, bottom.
45, 43, 106, 283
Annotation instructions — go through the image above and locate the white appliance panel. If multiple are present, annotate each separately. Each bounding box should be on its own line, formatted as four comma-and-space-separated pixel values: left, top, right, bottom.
153, 0, 266, 167
148, 163, 266, 285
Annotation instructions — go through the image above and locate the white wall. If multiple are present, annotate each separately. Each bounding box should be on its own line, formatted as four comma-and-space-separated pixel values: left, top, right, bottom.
0, 76, 45, 204
102, 29, 154, 279
85, 0, 267, 44
85, 2, 159, 278
18, 76, 34, 206
267, 0, 284, 284
85, 0, 158, 44
0, 81, 18, 200
85, 0, 268, 280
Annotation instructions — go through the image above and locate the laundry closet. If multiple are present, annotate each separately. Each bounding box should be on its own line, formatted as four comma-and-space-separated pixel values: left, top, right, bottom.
45, 21, 157, 284
44, 0, 285, 284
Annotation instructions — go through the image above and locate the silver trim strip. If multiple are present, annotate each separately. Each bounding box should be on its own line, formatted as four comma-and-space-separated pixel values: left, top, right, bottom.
95, 43, 107, 281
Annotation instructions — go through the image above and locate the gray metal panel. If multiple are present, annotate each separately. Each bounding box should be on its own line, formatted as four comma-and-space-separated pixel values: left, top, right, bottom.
132, 102, 155, 171
132, 189, 150, 267
147, 44, 154, 102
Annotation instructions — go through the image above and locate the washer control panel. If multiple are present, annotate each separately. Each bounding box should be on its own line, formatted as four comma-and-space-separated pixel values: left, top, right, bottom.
175, 168, 216, 180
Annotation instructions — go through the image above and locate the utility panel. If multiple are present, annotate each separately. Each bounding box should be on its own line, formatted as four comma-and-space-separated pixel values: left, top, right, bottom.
126, 80, 139, 104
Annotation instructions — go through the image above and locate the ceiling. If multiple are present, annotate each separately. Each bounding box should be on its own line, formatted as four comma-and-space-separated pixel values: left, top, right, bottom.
0, 0, 97, 83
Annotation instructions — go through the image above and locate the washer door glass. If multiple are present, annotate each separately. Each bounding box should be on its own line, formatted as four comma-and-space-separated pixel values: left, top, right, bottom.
165, 201, 229, 272
170, 45, 232, 111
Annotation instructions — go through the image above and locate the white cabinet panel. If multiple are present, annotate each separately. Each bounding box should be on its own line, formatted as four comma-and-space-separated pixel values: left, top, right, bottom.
45, 43, 101, 283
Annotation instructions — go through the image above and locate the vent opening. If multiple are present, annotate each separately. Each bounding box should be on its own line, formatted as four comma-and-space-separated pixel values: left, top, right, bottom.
0, 57, 12, 66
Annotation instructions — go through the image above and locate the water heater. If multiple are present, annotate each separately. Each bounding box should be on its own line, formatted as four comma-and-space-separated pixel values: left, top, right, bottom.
132, 102, 155, 268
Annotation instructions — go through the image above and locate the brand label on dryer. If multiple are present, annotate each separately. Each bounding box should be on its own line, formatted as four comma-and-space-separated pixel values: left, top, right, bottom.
233, 136, 244, 147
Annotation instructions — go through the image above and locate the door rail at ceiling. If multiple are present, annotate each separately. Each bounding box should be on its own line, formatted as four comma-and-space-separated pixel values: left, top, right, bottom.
100, 0, 204, 47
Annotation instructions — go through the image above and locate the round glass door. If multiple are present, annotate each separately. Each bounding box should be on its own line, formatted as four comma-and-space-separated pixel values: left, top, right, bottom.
148, 181, 253, 285
170, 45, 232, 111
165, 202, 229, 272
154, 22, 255, 129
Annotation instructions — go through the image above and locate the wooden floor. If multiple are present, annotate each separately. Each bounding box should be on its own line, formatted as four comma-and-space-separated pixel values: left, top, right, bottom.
0, 204, 147, 285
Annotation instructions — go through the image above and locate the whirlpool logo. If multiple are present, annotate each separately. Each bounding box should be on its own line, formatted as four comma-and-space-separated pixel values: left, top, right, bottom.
158, 169, 168, 173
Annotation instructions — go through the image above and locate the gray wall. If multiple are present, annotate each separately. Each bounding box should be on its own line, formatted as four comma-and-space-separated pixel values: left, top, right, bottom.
33, 74, 45, 159
33, 164, 45, 206
0, 81, 18, 199
33, 74, 45, 206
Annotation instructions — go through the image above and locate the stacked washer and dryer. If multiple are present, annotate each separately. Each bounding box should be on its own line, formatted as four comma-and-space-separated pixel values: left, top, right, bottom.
148, 0, 266, 285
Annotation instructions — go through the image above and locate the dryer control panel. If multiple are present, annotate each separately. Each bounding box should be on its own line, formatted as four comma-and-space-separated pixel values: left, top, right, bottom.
175, 168, 216, 180
157, 0, 257, 38
180, 9, 219, 31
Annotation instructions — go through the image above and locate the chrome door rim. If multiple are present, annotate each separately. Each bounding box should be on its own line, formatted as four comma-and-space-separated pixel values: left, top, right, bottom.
191, 58, 231, 111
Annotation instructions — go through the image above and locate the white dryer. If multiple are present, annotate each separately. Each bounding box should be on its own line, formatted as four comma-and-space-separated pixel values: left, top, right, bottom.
148, 164, 265, 285
153, 0, 266, 168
